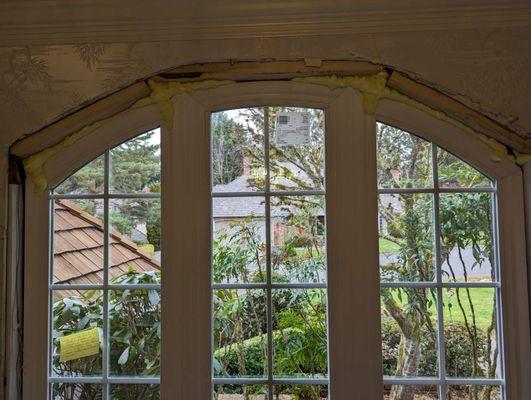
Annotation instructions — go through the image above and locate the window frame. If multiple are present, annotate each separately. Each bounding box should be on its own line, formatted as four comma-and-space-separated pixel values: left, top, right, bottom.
376, 99, 531, 399
21, 81, 531, 399
209, 105, 329, 396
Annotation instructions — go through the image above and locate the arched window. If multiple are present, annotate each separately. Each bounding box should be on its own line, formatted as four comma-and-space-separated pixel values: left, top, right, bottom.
21, 81, 530, 399
377, 123, 502, 399
50, 129, 161, 399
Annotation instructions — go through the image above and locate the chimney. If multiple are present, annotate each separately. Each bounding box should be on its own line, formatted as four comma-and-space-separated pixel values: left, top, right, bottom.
390, 169, 401, 181
243, 156, 251, 176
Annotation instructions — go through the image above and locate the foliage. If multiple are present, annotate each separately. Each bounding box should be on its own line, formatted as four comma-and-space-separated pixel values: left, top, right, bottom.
211, 111, 248, 185
53, 113, 499, 400
56, 131, 161, 251
52, 270, 160, 400
381, 318, 488, 377
377, 123, 498, 400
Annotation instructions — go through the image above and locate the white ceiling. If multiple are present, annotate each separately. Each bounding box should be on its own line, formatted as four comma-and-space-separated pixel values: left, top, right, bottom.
1, 0, 530, 149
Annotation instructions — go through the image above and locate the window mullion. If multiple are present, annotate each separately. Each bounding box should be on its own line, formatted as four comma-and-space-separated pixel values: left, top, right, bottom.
263, 106, 275, 399
432, 144, 447, 399
102, 149, 110, 400
325, 89, 382, 397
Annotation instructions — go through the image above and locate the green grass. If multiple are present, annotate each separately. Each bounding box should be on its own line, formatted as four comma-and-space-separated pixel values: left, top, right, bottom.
379, 238, 401, 253
382, 287, 495, 331
442, 287, 495, 330
292, 239, 400, 254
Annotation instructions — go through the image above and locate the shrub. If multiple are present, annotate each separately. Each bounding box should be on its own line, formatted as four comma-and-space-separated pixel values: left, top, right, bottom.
381, 318, 489, 377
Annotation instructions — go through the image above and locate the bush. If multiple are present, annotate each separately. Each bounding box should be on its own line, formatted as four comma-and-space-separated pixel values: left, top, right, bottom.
381, 318, 489, 377
52, 271, 161, 400
214, 326, 327, 380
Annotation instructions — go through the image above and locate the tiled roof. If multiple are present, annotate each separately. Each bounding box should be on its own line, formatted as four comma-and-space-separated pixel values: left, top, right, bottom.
54, 200, 160, 295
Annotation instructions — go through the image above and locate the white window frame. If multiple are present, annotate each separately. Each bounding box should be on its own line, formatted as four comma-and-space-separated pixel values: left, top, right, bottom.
22, 81, 531, 399
376, 99, 531, 399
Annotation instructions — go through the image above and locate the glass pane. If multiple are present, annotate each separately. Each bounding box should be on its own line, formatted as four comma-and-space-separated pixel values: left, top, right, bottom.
212, 108, 265, 193
52, 383, 102, 400
271, 196, 326, 283
109, 198, 161, 282
381, 288, 439, 377
383, 385, 439, 399
110, 129, 161, 193
447, 386, 501, 399
274, 385, 328, 399
213, 197, 266, 283
109, 289, 161, 376
378, 194, 435, 282
214, 385, 267, 399
54, 155, 105, 195
443, 288, 499, 378
52, 290, 103, 377
272, 289, 328, 378
110, 384, 160, 399
213, 289, 267, 378
269, 107, 325, 191
377, 123, 432, 188
53, 199, 104, 284
438, 149, 492, 188
440, 193, 495, 283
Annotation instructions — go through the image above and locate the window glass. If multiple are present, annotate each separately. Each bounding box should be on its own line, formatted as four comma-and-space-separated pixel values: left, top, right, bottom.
54, 155, 105, 195
438, 149, 492, 189
110, 129, 161, 194
211, 107, 329, 397
377, 123, 432, 189
377, 123, 502, 398
50, 128, 162, 398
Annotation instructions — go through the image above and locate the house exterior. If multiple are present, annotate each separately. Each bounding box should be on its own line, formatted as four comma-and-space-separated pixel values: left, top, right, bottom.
54, 200, 160, 297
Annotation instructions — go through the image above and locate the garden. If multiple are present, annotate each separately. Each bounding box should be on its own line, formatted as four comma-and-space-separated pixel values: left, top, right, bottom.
52, 113, 500, 400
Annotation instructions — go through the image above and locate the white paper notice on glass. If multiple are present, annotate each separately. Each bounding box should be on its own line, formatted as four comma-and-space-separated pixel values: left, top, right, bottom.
275, 112, 311, 146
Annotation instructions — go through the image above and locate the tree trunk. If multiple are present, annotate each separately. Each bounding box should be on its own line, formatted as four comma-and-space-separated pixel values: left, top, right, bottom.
389, 333, 422, 400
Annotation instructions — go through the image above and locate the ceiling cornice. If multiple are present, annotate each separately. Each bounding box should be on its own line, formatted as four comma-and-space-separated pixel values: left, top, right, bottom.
1, 3, 531, 46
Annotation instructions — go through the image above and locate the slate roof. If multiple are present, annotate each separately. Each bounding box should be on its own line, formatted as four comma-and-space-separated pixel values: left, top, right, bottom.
54, 200, 160, 295
212, 162, 321, 218
213, 175, 265, 218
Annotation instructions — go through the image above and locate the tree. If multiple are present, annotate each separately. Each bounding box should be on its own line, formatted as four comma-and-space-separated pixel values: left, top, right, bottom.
53, 111, 498, 400
378, 123, 497, 400
56, 131, 161, 250
211, 111, 248, 185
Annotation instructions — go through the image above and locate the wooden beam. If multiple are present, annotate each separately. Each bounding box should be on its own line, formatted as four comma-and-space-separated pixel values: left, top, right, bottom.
11, 82, 150, 158
157, 60, 382, 82
11, 60, 530, 159
387, 71, 530, 153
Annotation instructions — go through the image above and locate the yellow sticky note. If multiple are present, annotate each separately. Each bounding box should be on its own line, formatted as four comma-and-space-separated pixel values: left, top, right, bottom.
59, 328, 100, 362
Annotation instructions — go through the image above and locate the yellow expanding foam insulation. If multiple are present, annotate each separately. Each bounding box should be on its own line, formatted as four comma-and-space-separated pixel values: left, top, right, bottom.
133, 79, 234, 129
515, 152, 531, 166
24, 79, 234, 195
293, 72, 513, 163
24, 73, 518, 195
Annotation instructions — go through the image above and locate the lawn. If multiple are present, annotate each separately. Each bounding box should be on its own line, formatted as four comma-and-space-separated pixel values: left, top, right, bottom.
379, 238, 401, 253
383, 287, 495, 331
293, 238, 400, 254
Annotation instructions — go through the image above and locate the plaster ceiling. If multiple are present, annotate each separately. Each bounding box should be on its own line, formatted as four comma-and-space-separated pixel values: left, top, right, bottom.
1, 1, 530, 151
